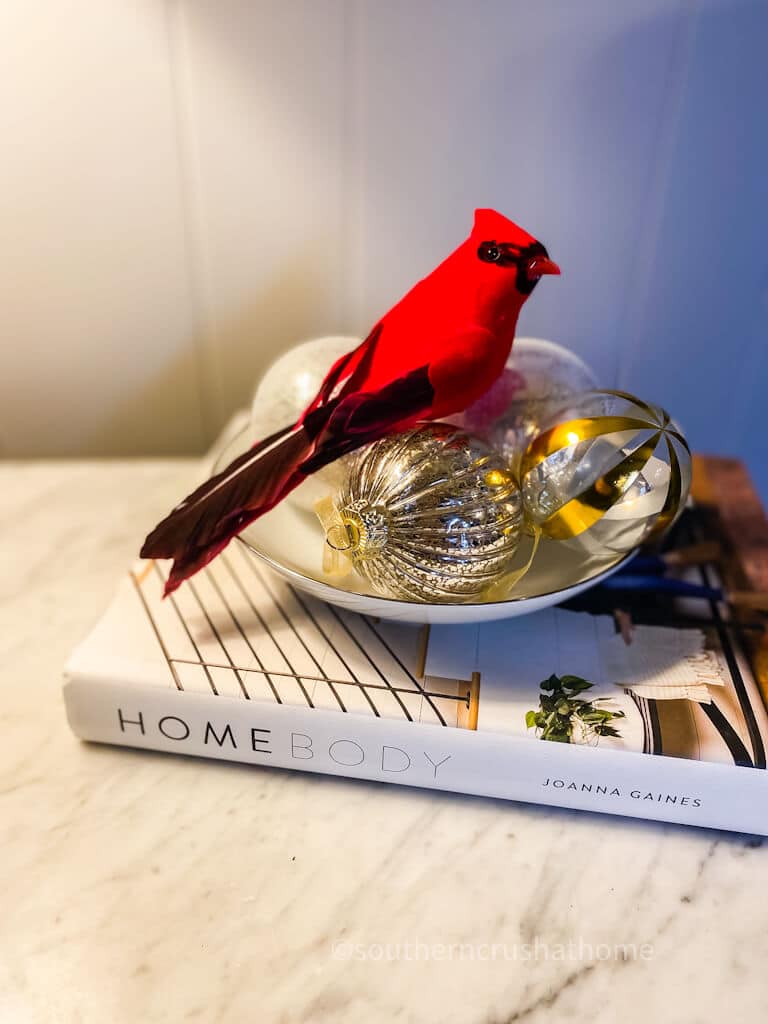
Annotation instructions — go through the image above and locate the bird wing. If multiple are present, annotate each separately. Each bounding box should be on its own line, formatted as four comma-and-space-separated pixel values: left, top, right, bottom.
301, 323, 383, 418
300, 363, 436, 473
302, 322, 497, 474
422, 324, 498, 415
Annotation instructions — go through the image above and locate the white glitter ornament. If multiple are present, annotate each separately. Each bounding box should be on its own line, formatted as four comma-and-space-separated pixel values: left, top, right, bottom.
250, 335, 360, 437
250, 335, 361, 507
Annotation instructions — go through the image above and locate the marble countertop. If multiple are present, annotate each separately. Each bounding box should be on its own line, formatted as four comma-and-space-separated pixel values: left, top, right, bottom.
2, 458, 767, 1024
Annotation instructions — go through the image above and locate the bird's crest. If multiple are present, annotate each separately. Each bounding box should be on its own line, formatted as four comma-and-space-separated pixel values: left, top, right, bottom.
472, 208, 538, 248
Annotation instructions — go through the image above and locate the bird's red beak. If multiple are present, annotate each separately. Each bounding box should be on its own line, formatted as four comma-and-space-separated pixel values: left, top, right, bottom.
526, 255, 560, 281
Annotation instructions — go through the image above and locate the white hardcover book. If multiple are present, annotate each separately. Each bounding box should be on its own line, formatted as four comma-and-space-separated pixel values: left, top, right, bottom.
63, 544, 768, 835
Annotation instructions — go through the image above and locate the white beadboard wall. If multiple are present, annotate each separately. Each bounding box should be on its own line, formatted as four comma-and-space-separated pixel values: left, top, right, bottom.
1, 0, 766, 496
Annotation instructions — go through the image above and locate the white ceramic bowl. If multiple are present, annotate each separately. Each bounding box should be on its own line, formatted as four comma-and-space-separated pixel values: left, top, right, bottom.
214, 427, 634, 625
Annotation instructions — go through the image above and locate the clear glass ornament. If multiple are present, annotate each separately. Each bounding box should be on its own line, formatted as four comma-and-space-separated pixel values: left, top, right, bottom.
520, 390, 692, 556
320, 424, 523, 603
454, 337, 598, 469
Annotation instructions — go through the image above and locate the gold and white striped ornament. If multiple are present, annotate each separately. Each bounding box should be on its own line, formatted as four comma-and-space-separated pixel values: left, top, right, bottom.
520, 390, 692, 555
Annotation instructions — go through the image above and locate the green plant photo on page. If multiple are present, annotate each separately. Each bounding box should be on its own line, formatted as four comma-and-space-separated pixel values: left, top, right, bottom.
526, 675, 626, 745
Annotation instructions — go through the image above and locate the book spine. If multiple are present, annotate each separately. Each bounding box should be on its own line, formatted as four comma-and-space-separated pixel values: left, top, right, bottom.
63, 674, 768, 835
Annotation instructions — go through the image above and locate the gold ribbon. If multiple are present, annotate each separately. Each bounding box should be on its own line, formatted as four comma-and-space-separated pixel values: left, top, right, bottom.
314, 496, 354, 577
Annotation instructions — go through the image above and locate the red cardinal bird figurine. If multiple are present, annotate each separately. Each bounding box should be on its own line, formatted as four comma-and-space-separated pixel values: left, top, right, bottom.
141, 209, 559, 594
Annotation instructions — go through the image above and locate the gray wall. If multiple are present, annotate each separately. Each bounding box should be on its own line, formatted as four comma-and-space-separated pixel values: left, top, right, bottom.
2, 0, 766, 497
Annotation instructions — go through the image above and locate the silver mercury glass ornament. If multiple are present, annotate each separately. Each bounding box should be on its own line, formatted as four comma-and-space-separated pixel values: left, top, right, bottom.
316, 423, 524, 603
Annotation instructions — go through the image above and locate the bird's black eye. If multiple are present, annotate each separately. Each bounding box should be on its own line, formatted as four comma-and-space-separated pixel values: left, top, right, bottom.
477, 241, 501, 263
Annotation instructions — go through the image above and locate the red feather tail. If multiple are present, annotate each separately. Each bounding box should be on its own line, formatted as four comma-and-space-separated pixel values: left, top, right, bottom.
140, 423, 313, 595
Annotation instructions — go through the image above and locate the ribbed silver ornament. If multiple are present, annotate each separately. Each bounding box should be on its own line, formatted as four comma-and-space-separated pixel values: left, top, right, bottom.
327, 423, 523, 603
